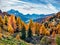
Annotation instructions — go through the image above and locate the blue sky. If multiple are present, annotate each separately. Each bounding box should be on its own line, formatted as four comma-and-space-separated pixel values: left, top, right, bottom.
0, 0, 60, 14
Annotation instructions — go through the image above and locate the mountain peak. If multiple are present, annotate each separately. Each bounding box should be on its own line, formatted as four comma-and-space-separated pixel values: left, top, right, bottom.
9, 9, 15, 12
8, 9, 23, 15
0, 10, 2, 13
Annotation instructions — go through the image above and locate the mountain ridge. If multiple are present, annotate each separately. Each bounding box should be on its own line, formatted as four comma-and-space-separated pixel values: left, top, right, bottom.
7, 9, 55, 23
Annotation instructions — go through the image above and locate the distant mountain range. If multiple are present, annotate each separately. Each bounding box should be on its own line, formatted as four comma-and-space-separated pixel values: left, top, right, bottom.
7, 9, 55, 23
7, 9, 28, 22
0, 9, 55, 23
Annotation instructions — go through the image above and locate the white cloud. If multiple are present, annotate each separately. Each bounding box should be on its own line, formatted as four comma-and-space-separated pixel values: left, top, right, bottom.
47, 3, 58, 12
0, 0, 58, 14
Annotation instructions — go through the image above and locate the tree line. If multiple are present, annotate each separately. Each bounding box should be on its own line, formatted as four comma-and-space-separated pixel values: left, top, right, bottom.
0, 14, 60, 39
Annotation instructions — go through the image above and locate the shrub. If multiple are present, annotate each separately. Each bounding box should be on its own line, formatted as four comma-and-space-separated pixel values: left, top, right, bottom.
40, 36, 51, 45
0, 36, 27, 45
56, 36, 60, 45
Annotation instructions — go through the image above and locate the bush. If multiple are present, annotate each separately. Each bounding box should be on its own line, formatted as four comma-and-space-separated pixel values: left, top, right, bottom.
56, 36, 60, 45
40, 36, 51, 45
0, 36, 27, 45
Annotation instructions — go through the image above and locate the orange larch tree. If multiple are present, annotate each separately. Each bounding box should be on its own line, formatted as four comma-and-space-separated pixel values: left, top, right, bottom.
8, 15, 17, 32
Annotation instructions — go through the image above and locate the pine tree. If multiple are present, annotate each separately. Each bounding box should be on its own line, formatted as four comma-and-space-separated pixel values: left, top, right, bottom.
27, 19, 33, 38
21, 24, 26, 40
28, 27, 32, 38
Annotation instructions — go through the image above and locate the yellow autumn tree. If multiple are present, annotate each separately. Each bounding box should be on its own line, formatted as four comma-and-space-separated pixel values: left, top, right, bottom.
45, 29, 50, 36
11, 15, 17, 30
8, 15, 17, 31
16, 34, 20, 40
0, 27, 2, 33
0, 33, 3, 39
0, 16, 3, 26
35, 23, 40, 36
8, 25, 14, 34
40, 24, 50, 35
3, 15, 8, 25
52, 31, 56, 38
16, 17, 22, 25
25, 24, 29, 31
56, 23, 60, 34
40, 24, 45, 35
16, 17, 22, 31
29, 19, 33, 28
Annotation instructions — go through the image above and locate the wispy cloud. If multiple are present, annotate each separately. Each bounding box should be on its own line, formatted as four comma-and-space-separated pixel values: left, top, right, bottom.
0, 0, 59, 14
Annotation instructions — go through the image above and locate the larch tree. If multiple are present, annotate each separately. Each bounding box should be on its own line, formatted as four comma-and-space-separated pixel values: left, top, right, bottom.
16, 17, 22, 26
8, 25, 14, 34
8, 15, 17, 32
56, 23, 60, 34
12, 15, 17, 30
4, 15, 8, 25
0, 27, 2, 33
16, 17, 22, 31
0, 16, 3, 27
40, 24, 48, 35
16, 34, 20, 40
0, 33, 3, 39
35, 23, 40, 36
52, 31, 56, 38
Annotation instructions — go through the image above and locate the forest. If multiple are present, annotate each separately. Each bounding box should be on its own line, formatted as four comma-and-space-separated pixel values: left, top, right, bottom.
0, 12, 60, 45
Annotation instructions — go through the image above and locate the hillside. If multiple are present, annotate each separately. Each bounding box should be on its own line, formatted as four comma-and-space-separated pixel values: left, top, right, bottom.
0, 10, 10, 17
0, 10, 60, 45
42, 12, 60, 27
